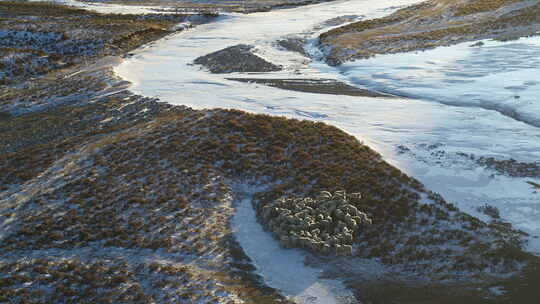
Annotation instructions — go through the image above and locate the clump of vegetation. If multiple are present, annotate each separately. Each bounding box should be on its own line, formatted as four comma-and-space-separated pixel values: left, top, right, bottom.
260, 190, 372, 255
477, 203, 501, 219
476, 156, 540, 177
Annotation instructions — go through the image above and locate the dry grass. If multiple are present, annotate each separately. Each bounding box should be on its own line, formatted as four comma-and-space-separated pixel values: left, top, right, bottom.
1, 1, 90, 16
0, 99, 534, 301
454, 0, 525, 16
0, 104, 298, 302
319, 0, 540, 64
0, 2, 536, 298
0, 1, 210, 85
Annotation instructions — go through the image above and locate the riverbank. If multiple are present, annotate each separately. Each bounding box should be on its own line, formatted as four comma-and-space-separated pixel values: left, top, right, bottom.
2, 1, 540, 303
319, 0, 540, 64
77, 0, 340, 13
0, 1, 217, 87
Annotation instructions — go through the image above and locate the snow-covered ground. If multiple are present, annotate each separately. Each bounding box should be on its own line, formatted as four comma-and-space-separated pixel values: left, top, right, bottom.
28, 0, 177, 14
233, 195, 357, 304
338, 37, 540, 128
114, 0, 540, 259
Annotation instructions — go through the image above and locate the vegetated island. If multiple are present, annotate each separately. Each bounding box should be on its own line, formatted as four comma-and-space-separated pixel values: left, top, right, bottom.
1, 1, 540, 304
193, 44, 393, 97
319, 0, 540, 65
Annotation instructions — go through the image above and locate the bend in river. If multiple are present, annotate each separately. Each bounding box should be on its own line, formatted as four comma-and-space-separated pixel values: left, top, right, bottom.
114, 0, 540, 258
9, 1, 540, 303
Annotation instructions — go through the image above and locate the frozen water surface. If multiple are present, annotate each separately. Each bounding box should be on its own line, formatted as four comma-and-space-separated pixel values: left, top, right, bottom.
28, 0, 540, 300
29, 0, 178, 14
339, 37, 540, 127
114, 0, 540, 257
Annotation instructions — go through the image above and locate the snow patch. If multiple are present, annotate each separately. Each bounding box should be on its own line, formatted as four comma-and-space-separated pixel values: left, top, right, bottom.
233, 195, 356, 304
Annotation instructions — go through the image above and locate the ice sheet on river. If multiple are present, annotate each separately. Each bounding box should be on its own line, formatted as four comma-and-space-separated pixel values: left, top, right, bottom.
29, 0, 177, 14
338, 37, 540, 128
114, 0, 540, 270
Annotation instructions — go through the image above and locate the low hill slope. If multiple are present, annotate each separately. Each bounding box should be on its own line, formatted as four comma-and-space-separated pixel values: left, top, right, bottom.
1, 102, 535, 302
319, 0, 540, 64
0, 1, 216, 86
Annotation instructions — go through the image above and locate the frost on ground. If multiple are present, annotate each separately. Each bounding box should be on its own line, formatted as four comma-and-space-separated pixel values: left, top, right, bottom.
1, 91, 535, 302
0, 105, 290, 303
0, 1, 217, 86
2, 1, 540, 303
393, 141, 540, 255
319, 0, 540, 64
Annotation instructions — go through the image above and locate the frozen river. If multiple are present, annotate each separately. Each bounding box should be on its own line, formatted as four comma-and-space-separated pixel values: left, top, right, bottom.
114, 0, 540, 256
37, 0, 540, 302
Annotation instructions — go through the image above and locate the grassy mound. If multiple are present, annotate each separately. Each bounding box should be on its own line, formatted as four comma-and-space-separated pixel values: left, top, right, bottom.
319, 0, 540, 64
0, 88, 537, 301
0, 1, 216, 85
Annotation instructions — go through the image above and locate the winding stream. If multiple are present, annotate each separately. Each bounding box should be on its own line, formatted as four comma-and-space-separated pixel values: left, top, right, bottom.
113, 0, 540, 255
30, 0, 540, 302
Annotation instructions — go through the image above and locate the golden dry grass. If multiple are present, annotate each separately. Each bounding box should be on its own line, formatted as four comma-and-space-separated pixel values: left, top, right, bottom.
319, 0, 540, 63
1, 2, 536, 297
0, 1, 201, 85
0, 98, 534, 301
454, 0, 525, 16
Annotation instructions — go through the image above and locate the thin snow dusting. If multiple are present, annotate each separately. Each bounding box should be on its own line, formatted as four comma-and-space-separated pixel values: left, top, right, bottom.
28, 0, 177, 14
8, 0, 540, 302
114, 0, 540, 256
